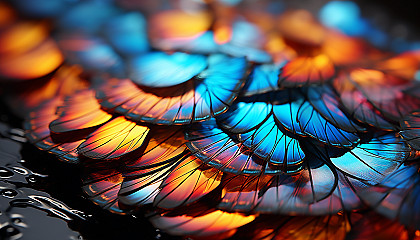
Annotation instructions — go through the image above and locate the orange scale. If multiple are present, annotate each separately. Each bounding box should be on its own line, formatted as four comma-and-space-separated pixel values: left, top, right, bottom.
78, 116, 150, 160
33, 136, 83, 163
97, 78, 143, 109
98, 78, 202, 124
49, 90, 112, 134
82, 170, 127, 214
219, 174, 272, 211
279, 54, 335, 87
0, 21, 49, 55
158, 98, 184, 121
154, 156, 223, 209
149, 10, 212, 40
0, 38, 63, 80
5, 66, 86, 119
119, 178, 163, 206
25, 99, 62, 142
125, 127, 187, 168
322, 31, 366, 66
51, 111, 111, 133
27, 116, 56, 139
55, 102, 96, 119
150, 210, 256, 238
349, 68, 411, 87
117, 162, 175, 206
265, 33, 297, 63
375, 51, 420, 80
130, 94, 165, 115
25, 99, 84, 163
214, 23, 232, 45
48, 140, 82, 162
145, 97, 183, 120
120, 159, 175, 179
349, 69, 412, 103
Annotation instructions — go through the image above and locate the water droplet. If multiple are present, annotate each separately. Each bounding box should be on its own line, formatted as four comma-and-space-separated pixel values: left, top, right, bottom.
0, 225, 20, 239
0, 167, 13, 178
12, 167, 29, 175
1, 189, 18, 198
27, 176, 37, 183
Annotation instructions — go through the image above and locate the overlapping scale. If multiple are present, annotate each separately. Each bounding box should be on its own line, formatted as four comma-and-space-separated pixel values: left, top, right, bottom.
97, 54, 247, 125
49, 89, 112, 134
82, 167, 126, 214
123, 126, 187, 169
273, 98, 360, 147
216, 132, 415, 215
333, 71, 397, 130
117, 161, 174, 207
400, 111, 420, 150
297, 101, 359, 147
360, 164, 420, 230
236, 134, 414, 215
128, 52, 207, 87
185, 120, 268, 175
78, 116, 150, 160
82, 146, 220, 212
239, 116, 305, 167
219, 152, 364, 215
3, 65, 88, 118
307, 86, 366, 133
149, 10, 217, 54
81, 127, 192, 210
242, 64, 282, 96
321, 30, 366, 66
154, 156, 223, 209
348, 68, 420, 122
330, 133, 414, 184
25, 99, 81, 163
21, 66, 90, 163
0, 11, 63, 80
